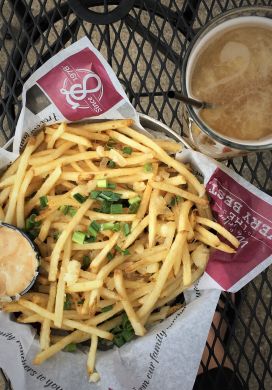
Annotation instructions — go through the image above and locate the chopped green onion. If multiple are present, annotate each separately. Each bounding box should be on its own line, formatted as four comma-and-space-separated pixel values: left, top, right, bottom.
73, 193, 87, 204
72, 231, 86, 245
113, 335, 126, 348
106, 138, 116, 149
115, 245, 130, 255
90, 191, 101, 199
122, 329, 134, 342
84, 236, 96, 243
82, 255, 91, 270
68, 207, 77, 217
91, 220, 100, 231
170, 195, 182, 206
88, 220, 100, 237
122, 223, 131, 236
39, 196, 48, 208
107, 252, 114, 261
144, 163, 153, 172
112, 222, 121, 232
60, 205, 77, 217
91, 190, 121, 202
101, 305, 113, 313
64, 343, 77, 352
64, 294, 72, 310
100, 222, 115, 231
101, 222, 121, 232
110, 204, 123, 214
97, 179, 108, 188
107, 182, 116, 189
123, 146, 132, 155
88, 226, 98, 238
129, 202, 140, 213
59, 205, 69, 215
107, 160, 116, 168
97, 201, 111, 214
25, 214, 40, 230
128, 196, 141, 205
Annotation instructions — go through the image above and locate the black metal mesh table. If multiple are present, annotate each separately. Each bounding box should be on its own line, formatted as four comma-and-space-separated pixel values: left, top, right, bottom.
0, 1, 271, 389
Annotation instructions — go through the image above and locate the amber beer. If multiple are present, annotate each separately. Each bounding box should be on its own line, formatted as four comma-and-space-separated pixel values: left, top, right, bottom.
183, 12, 272, 157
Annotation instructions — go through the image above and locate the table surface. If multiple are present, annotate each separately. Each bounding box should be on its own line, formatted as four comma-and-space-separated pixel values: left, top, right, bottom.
0, 1, 271, 389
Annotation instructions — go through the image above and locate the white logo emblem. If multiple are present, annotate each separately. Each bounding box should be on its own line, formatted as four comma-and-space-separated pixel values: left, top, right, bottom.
60, 69, 103, 110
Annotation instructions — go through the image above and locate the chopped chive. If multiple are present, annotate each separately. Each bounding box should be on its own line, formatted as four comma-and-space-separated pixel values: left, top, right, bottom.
98, 191, 121, 202
113, 335, 126, 348
123, 223, 131, 236
25, 214, 40, 230
112, 222, 121, 232
68, 207, 77, 217
129, 202, 140, 213
59, 205, 69, 215
39, 195, 48, 208
64, 294, 72, 310
88, 220, 100, 237
72, 231, 86, 245
128, 196, 141, 205
122, 146, 132, 155
88, 225, 98, 238
107, 182, 116, 189
170, 195, 182, 206
101, 305, 113, 313
84, 236, 96, 243
64, 343, 77, 352
115, 245, 130, 255
73, 193, 87, 204
82, 255, 91, 270
107, 160, 116, 168
97, 179, 108, 188
100, 222, 115, 231
144, 163, 153, 172
110, 204, 123, 214
107, 252, 114, 261
122, 329, 134, 342
90, 191, 100, 199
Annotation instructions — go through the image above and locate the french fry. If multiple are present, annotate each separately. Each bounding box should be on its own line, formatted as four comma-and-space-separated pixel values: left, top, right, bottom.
46, 126, 92, 148
195, 216, 240, 248
182, 242, 192, 286
67, 280, 103, 292
54, 237, 72, 327
87, 335, 98, 374
117, 126, 204, 195
114, 270, 146, 336
148, 189, 160, 248
137, 231, 187, 320
122, 215, 149, 249
150, 181, 207, 205
40, 282, 56, 350
5, 133, 44, 223
47, 123, 66, 149
25, 166, 62, 216
90, 232, 120, 273
49, 199, 93, 281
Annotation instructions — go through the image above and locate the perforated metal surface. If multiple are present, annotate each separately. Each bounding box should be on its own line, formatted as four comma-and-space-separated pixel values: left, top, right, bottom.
0, 1, 271, 389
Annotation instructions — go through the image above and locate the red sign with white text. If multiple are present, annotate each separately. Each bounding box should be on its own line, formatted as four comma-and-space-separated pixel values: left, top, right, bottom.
37, 48, 123, 121
206, 168, 272, 290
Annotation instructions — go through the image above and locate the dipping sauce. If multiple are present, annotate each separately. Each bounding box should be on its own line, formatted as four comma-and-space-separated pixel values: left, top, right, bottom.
0, 225, 39, 298
190, 25, 272, 141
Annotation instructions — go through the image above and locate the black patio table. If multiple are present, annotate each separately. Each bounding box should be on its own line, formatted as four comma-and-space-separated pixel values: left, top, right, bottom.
0, 1, 271, 389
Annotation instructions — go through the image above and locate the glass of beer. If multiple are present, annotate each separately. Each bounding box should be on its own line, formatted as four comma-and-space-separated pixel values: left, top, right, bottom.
181, 6, 272, 159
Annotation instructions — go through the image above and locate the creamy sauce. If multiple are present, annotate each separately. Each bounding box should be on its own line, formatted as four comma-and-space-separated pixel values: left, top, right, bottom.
0, 226, 38, 297
190, 26, 272, 141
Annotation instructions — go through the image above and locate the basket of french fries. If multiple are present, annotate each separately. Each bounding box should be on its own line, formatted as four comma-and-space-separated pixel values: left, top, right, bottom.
1, 37, 271, 390
0, 117, 239, 382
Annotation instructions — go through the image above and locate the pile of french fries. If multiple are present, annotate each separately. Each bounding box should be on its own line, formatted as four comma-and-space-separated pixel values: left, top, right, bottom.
0, 119, 239, 382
